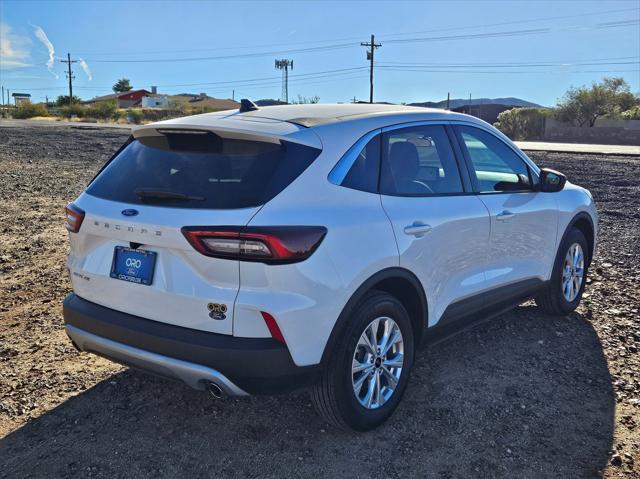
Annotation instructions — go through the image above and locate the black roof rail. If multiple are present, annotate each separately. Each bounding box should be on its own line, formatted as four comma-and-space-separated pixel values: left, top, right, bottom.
239, 99, 259, 113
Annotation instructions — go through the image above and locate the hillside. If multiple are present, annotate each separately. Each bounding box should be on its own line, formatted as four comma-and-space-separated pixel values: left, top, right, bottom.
409, 97, 542, 109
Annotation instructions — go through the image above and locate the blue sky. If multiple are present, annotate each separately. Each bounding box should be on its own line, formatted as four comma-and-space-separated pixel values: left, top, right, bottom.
1, 0, 638, 106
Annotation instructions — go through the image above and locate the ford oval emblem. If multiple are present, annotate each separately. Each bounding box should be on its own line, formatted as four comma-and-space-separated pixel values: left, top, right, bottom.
121, 209, 139, 217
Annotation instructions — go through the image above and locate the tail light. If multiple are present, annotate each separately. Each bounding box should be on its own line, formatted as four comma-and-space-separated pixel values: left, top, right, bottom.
65, 203, 85, 233
181, 226, 327, 264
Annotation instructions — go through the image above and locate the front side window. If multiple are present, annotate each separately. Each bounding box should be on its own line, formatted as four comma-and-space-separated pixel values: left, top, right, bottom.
380, 124, 463, 196
456, 126, 532, 193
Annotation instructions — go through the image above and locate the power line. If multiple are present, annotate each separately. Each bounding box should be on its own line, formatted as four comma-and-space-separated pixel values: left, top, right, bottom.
72, 7, 639, 57
79, 18, 638, 64
382, 20, 639, 45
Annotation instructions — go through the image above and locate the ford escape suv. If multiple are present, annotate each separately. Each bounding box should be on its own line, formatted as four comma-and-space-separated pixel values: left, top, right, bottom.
63, 102, 597, 431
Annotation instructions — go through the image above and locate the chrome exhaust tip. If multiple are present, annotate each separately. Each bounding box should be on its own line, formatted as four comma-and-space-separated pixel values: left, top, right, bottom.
208, 382, 225, 399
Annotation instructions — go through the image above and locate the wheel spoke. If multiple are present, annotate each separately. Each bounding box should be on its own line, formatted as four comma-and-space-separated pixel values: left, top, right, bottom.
383, 353, 404, 369
358, 333, 376, 355
352, 358, 372, 375
353, 370, 371, 394
374, 371, 382, 407
381, 366, 398, 388
381, 328, 402, 357
364, 373, 377, 408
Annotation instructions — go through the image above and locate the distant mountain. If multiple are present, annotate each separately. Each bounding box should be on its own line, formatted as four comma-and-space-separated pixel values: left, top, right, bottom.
409, 97, 542, 109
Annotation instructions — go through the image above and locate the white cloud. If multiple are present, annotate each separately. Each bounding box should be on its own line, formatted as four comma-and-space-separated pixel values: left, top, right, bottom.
79, 58, 92, 80
31, 24, 58, 78
0, 22, 32, 69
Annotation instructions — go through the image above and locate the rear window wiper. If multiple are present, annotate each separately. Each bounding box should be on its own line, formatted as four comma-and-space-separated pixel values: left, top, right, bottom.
134, 188, 205, 202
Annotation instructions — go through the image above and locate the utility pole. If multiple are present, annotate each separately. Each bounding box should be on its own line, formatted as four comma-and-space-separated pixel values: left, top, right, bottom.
361, 34, 381, 103
232, 89, 235, 101
59, 53, 78, 102
275, 59, 293, 103
446, 92, 450, 110
1, 86, 4, 106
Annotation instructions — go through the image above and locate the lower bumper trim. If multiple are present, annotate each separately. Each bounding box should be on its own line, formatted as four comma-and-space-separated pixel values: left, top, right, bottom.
66, 324, 249, 396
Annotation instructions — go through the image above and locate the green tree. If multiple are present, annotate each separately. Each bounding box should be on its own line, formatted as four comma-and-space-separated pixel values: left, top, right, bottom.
113, 78, 133, 93
56, 95, 81, 106
555, 77, 638, 127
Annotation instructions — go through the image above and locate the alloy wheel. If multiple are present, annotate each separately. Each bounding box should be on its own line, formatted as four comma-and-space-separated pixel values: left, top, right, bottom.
562, 242, 585, 302
351, 316, 404, 410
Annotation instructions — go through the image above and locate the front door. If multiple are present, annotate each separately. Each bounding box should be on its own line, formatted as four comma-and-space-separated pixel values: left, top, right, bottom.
452, 125, 558, 292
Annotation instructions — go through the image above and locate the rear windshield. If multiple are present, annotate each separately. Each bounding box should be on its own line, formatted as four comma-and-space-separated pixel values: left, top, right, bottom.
86, 131, 321, 209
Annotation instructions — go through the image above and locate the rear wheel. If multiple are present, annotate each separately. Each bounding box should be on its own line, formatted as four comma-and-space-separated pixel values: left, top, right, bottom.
536, 227, 589, 315
310, 291, 415, 431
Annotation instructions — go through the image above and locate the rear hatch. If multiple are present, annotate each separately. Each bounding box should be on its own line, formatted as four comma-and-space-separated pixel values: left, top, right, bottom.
67, 117, 321, 335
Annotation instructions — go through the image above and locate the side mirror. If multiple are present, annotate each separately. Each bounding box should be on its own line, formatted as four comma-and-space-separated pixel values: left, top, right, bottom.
539, 168, 566, 193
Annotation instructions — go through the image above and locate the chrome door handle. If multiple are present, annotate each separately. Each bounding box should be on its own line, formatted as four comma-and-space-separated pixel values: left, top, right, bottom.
496, 210, 516, 221
403, 222, 432, 237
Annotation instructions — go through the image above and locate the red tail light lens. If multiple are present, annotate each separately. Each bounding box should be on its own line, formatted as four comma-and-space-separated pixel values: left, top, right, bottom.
65, 203, 85, 233
181, 226, 327, 264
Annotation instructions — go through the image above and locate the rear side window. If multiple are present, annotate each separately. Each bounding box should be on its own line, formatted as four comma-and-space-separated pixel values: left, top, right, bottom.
380, 124, 463, 196
342, 134, 381, 193
86, 131, 321, 209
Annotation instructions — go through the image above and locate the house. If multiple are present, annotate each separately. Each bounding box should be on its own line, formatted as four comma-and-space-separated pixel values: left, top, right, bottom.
12, 93, 31, 106
114, 89, 151, 108
84, 89, 151, 108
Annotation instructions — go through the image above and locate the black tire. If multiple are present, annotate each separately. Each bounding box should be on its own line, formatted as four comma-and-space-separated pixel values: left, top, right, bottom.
310, 291, 415, 431
536, 227, 590, 315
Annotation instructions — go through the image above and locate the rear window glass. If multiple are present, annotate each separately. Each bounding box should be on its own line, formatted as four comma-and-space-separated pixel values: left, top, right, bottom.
86, 132, 321, 209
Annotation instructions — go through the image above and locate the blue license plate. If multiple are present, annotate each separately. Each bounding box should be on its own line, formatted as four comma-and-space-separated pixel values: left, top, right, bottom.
110, 247, 157, 286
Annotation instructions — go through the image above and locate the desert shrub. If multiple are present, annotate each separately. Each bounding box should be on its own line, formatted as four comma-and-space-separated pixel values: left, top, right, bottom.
12, 102, 49, 119
495, 107, 549, 140
59, 103, 86, 118
85, 100, 117, 121
621, 105, 640, 120
127, 108, 144, 124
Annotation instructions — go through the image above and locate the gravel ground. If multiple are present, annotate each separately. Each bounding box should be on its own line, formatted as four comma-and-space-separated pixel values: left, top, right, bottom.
0, 125, 638, 478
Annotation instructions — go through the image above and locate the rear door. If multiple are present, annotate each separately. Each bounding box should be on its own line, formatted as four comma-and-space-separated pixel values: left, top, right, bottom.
378, 123, 491, 325
68, 127, 321, 335
452, 124, 558, 291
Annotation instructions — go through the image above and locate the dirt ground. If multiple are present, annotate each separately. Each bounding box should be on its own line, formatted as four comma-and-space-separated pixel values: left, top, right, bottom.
0, 124, 638, 478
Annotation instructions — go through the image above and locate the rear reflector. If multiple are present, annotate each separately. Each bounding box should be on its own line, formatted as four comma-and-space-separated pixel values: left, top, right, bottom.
181, 226, 327, 264
65, 203, 85, 233
261, 311, 286, 344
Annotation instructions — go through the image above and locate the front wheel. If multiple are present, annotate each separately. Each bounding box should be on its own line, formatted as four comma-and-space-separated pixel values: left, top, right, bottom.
310, 291, 415, 431
536, 227, 589, 315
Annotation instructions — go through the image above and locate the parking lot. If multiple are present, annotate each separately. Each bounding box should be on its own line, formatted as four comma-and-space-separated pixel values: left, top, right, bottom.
0, 124, 638, 478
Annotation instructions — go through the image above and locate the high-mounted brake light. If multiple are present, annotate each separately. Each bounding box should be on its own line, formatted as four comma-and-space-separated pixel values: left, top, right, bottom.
181, 226, 327, 264
65, 203, 85, 233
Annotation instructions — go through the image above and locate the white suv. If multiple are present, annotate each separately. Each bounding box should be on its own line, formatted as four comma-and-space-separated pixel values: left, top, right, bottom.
63, 102, 597, 431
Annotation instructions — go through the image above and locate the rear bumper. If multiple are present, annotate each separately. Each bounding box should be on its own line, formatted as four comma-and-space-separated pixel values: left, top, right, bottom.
63, 293, 320, 395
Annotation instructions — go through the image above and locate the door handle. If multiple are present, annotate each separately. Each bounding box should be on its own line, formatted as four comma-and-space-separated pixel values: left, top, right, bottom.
404, 222, 432, 237
496, 210, 516, 221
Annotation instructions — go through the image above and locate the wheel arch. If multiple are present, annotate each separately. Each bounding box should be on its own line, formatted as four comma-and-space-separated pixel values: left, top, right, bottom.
562, 212, 595, 266
320, 267, 427, 366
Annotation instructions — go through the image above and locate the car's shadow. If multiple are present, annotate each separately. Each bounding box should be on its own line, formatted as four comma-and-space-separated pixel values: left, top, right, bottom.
0, 306, 613, 478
